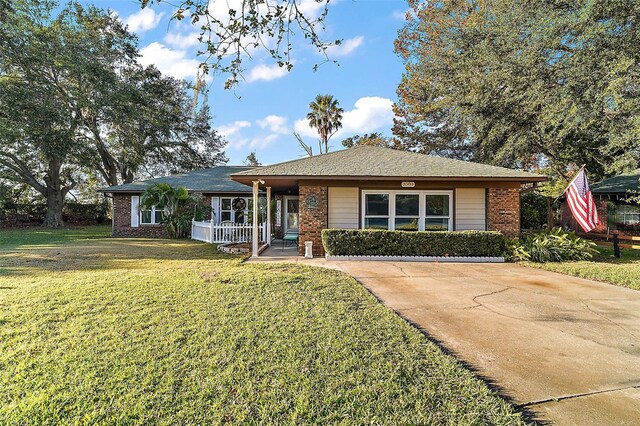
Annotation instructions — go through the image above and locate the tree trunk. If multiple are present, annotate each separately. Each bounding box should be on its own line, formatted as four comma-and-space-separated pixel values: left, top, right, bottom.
42, 156, 67, 227
44, 187, 65, 227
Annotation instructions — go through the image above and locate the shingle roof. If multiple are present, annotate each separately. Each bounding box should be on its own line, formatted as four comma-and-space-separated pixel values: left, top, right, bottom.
101, 166, 256, 193
232, 146, 545, 181
591, 170, 640, 194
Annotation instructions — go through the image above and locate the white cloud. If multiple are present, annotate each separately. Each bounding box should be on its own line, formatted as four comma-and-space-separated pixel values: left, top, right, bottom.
294, 96, 394, 140
297, 0, 328, 18
208, 0, 325, 21
138, 42, 201, 80
249, 134, 279, 149
125, 8, 164, 33
246, 63, 289, 83
293, 119, 315, 138
341, 96, 394, 133
325, 36, 364, 57
392, 9, 407, 20
257, 115, 289, 134
217, 118, 284, 151
164, 31, 201, 49
225, 133, 279, 150
217, 120, 252, 138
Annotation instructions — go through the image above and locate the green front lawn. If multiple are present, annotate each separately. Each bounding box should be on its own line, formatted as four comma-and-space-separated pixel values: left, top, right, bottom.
0, 224, 110, 250
0, 227, 523, 424
525, 246, 640, 290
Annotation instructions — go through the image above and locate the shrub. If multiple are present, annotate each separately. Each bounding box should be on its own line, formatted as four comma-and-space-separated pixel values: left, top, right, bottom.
322, 229, 505, 257
140, 183, 208, 238
509, 228, 597, 262
521, 191, 549, 230
63, 201, 110, 224
504, 238, 531, 262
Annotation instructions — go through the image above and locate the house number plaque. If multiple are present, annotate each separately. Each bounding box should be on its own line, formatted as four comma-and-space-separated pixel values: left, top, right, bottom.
306, 194, 318, 209
401, 181, 415, 188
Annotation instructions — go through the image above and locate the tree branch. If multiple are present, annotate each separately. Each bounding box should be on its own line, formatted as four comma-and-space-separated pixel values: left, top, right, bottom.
0, 151, 46, 194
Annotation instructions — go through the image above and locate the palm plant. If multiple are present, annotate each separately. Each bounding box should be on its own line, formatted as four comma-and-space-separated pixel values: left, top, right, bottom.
306, 94, 343, 154
140, 183, 206, 238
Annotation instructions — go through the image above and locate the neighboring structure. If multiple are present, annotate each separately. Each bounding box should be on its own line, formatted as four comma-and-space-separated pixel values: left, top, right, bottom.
230, 146, 546, 256
561, 169, 640, 234
101, 166, 257, 237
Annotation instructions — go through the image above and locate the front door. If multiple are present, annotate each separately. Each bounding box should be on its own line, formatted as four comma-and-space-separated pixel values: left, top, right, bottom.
284, 197, 299, 233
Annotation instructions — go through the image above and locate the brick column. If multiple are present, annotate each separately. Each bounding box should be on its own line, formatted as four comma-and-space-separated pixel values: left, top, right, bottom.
487, 188, 520, 238
298, 185, 328, 256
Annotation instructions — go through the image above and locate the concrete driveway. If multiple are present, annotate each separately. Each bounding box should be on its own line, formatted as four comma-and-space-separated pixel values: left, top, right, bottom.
317, 261, 640, 425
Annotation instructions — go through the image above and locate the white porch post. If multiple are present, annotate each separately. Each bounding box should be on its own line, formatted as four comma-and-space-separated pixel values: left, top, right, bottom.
251, 180, 262, 258
266, 186, 272, 246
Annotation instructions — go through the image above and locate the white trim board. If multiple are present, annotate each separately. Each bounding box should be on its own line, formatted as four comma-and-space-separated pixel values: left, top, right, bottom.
325, 255, 505, 263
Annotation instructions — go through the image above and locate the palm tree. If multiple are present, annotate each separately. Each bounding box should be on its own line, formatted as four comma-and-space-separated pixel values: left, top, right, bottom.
140, 183, 205, 238
306, 94, 343, 154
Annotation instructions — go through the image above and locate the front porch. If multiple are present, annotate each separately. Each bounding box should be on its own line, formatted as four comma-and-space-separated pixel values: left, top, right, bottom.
191, 180, 304, 258
245, 180, 304, 258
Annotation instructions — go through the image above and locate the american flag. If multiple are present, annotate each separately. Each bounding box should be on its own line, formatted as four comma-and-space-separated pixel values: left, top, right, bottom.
564, 168, 599, 232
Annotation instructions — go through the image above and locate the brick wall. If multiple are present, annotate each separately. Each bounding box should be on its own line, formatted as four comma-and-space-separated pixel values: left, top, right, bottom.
560, 197, 609, 233
112, 193, 166, 238
298, 185, 328, 256
594, 197, 608, 233
486, 188, 520, 238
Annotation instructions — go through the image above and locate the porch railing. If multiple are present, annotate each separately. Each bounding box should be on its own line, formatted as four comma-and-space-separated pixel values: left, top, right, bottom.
191, 220, 267, 244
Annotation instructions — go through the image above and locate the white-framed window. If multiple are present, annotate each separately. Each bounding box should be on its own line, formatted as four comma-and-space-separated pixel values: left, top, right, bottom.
219, 197, 251, 224
395, 193, 420, 231
361, 190, 453, 231
140, 206, 164, 225
363, 193, 389, 229
424, 193, 451, 231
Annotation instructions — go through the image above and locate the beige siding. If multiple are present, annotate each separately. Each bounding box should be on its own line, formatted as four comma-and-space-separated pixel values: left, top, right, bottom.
328, 187, 359, 229
455, 188, 486, 230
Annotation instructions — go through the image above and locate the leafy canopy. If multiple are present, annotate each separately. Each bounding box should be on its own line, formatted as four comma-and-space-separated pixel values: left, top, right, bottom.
0, 1, 228, 225
341, 133, 397, 149
394, 0, 640, 180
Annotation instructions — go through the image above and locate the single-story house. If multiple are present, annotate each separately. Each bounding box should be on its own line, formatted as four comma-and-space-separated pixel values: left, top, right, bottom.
230, 146, 546, 256
102, 166, 258, 237
102, 147, 546, 255
560, 169, 640, 234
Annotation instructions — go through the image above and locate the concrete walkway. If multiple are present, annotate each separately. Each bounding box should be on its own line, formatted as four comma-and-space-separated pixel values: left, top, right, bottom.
248, 257, 640, 425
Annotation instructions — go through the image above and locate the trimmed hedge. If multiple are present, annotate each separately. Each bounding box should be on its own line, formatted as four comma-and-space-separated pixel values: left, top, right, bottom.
322, 229, 506, 257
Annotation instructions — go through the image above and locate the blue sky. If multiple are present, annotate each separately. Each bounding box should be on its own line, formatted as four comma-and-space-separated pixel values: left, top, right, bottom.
81, 0, 408, 165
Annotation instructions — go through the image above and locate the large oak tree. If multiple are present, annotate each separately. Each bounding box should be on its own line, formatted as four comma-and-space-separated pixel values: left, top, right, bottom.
0, 1, 227, 226
394, 0, 640, 179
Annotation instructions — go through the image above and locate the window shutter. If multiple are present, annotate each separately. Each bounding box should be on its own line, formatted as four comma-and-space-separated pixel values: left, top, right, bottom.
211, 197, 220, 223
131, 196, 139, 228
